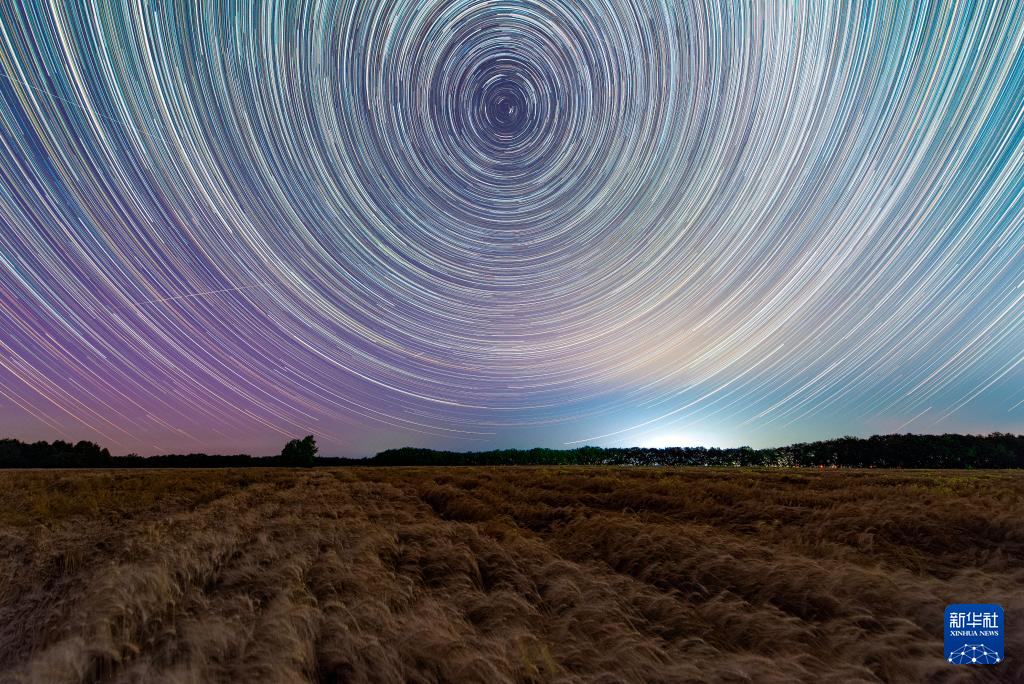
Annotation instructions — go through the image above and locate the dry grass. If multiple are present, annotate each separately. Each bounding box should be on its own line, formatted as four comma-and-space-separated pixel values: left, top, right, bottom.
0, 467, 1021, 683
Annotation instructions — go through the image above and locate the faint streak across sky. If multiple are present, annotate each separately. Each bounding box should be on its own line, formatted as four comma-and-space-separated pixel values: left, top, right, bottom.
0, 1, 1023, 456
140, 285, 266, 305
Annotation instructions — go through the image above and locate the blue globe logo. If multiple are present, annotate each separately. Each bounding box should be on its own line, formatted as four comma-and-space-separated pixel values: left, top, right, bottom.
948, 644, 1001, 665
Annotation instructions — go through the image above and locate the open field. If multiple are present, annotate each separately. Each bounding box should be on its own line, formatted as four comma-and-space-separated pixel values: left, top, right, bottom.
0, 467, 1021, 683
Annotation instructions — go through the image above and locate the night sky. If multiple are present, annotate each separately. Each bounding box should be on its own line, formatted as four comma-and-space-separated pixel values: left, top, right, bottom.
1, 1, 1023, 457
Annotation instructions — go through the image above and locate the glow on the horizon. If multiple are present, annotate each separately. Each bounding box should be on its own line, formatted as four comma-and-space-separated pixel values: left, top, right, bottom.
636, 432, 718, 450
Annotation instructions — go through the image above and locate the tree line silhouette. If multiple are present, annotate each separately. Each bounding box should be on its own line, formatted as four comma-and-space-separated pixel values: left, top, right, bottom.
369, 433, 1024, 468
0, 435, 319, 468
1, 432, 1022, 469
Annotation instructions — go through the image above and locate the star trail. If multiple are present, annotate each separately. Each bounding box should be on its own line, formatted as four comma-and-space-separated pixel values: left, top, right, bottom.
1, 1, 1023, 456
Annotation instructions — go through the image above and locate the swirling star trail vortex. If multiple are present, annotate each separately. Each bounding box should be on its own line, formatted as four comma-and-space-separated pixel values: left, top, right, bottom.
1, 1, 1023, 455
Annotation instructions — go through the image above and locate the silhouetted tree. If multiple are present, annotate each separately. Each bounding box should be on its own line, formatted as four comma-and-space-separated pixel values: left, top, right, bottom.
280, 435, 318, 467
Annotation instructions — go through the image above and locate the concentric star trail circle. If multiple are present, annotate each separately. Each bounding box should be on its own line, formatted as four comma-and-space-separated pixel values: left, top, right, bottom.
1, 1, 1023, 455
